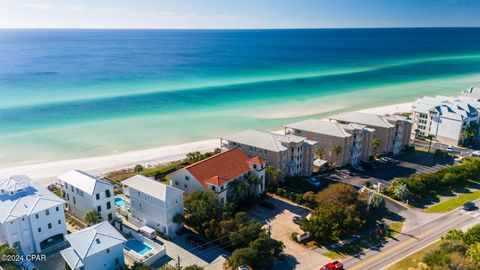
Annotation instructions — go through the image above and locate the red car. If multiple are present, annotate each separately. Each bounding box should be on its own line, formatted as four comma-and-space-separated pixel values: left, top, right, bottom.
321, 261, 344, 270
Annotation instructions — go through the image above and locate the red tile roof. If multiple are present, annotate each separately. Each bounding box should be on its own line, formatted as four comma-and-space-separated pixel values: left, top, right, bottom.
181, 148, 255, 188
249, 156, 266, 164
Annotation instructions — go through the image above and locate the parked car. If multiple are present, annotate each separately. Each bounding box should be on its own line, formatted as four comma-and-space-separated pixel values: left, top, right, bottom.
329, 174, 342, 181
186, 235, 207, 250
360, 160, 377, 170
463, 202, 476, 211
321, 261, 344, 270
259, 201, 276, 210
306, 177, 321, 187
292, 215, 303, 225
446, 145, 454, 153
352, 165, 365, 172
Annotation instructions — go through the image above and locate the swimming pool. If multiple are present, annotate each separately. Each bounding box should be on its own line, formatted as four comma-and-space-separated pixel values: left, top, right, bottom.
125, 239, 152, 255
114, 197, 125, 207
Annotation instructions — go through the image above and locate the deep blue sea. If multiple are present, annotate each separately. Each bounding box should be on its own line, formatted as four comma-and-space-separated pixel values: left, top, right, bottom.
1, 28, 480, 166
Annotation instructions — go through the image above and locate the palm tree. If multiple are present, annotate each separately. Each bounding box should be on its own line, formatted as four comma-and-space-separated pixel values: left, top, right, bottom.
246, 174, 260, 196
372, 138, 381, 156
394, 183, 409, 201
237, 182, 250, 201
84, 210, 102, 225
315, 148, 324, 159
424, 134, 435, 152
266, 166, 282, 186
332, 145, 342, 160
367, 191, 385, 211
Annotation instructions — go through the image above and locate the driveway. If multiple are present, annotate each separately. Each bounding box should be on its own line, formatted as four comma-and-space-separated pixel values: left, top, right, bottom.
249, 196, 330, 270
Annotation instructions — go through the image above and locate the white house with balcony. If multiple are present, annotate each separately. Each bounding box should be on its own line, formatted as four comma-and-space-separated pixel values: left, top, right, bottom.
167, 148, 266, 204
60, 221, 126, 270
58, 170, 116, 223
121, 175, 184, 237
0, 175, 67, 255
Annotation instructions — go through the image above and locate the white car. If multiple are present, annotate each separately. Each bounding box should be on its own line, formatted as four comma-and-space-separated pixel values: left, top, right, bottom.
306, 177, 321, 187
446, 145, 454, 153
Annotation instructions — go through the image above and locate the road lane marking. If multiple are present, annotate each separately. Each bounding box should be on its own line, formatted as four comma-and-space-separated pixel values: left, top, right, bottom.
349, 230, 433, 270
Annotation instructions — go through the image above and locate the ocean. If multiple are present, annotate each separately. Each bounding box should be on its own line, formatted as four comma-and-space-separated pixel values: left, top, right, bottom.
1, 28, 480, 167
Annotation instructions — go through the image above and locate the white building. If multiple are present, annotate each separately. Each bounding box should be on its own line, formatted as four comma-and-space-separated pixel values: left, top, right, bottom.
61, 221, 126, 270
167, 148, 266, 204
0, 175, 67, 255
121, 175, 184, 237
412, 95, 480, 146
59, 170, 116, 222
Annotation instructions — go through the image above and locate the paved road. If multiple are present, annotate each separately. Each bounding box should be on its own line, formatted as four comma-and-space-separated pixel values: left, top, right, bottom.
343, 202, 480, 270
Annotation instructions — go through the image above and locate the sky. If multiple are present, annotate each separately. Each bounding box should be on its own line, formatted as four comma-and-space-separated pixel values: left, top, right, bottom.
0, 0, 479, 29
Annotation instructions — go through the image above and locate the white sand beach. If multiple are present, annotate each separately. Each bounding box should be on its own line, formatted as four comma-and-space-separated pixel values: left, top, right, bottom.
0, 102, 413, 186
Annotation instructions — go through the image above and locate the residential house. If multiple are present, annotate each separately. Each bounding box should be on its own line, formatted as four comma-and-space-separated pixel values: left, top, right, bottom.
121, 175, 184, 237
0, 175, 66, 255
167, 148, 266, 204
329, 112, 412, 155
61, 221, 126, 270
412, 95, 480, 146
284, 119, 375, 166
58, 170, 116, 222
220, 130, 316, 177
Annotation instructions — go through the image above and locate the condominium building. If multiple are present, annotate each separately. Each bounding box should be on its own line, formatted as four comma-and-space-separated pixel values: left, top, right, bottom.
329, 112, 412, 155
167, 148, 266, 203
0, 175, 67, 255
121, 175, 184, 237
59, 170, 116, 222
284, 119, 375, 166
61, 221, 126, 270
220, 129, 316, 177
412, 95, 480, 146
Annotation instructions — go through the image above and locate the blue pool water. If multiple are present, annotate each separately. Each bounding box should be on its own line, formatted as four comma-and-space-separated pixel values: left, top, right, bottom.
114, 197, 125, 208
125, 239, 152, 255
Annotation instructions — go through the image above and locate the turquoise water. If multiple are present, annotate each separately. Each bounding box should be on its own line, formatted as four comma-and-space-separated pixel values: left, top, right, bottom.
125, 239, 152, 255
114, 197, 125, 208
1, 28, 480, 167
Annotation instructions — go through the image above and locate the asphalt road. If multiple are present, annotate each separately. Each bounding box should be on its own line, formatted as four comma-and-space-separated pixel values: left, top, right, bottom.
343, 201, 480, 270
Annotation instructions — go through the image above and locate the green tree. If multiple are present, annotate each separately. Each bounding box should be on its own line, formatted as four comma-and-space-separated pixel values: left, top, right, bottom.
367, 191, 385, 210
315, 148, 324, 159
372, 138, 381, 155
467, 243, 480, 264
463, 224, 480, 245
332, 145, 342, 160
134, 164, 144, 173
0, 245, 17, 270
393, 183, 409, 201
227, 236, 284, 269
266, 166, 282, 186
246, 173, 260, 197
84, 210, 102, 225
184, 191, 222, 234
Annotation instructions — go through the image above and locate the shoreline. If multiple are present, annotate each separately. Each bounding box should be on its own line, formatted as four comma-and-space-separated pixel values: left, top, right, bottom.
0, 102, 413, 185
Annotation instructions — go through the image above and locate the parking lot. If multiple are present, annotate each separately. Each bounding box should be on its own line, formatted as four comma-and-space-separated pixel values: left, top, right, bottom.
328, 150, 455, 189
248, 196, 330, 270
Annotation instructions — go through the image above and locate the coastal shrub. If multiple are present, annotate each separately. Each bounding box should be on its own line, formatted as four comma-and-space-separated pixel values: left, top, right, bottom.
291, 232, 299, 241
295, 194, 303, 204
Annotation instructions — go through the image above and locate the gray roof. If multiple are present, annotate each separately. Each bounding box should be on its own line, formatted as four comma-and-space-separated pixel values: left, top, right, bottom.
61, 221, 126, 269
0, 175, 31, 193
58, 170, 112, 195
329, 112, 394, 128
413, 95, 477, 120
221, 129, 307, 152
285, 119, 355, 138
122, 175, 184, 201
0, 176, 65, 224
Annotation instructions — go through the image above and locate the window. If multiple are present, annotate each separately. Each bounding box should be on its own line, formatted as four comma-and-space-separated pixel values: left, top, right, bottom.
35, 214, 39, 219
106, 248, 110, 254
46, 209, 50, 216
58, 220, 61, 225
48, 223, 52, 229
56, 206, 59, 212
38, 228, 41, 233
253, 164, 257, 170
211, 186, 216, 191
105, 190, 111, 198
175, 181, 179, 185
106, 202, 111, 210
64, 183, 68, 189
96, 193, 100, 200
139, 203, 142, 210
184, 184, 188, 188
71, 186, 74, 192
66, 194, 70, 201
114, 258, 120, 265
108, 213, 113, 221
185, 176, 190, 181
73, 196, 76, 204
97, 206, 101, 212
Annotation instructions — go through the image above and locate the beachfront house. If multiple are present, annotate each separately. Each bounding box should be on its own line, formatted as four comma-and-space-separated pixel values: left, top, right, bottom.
61, 221, 126, 270
284, 119, 375, 167
167, 148, 266, 204
329, 112, 412, 155
220, 130, 316, 178
412, 95, 480, 146
58, 170, 116, 223
0, 175, 67, 255
121, 175, 184, 237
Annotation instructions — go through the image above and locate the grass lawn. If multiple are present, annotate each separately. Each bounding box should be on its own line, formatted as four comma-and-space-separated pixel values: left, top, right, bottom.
424, 190, 480, 213
322, 221, 404, 260
104, 160, 188, 183
385, 240, 440, 270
